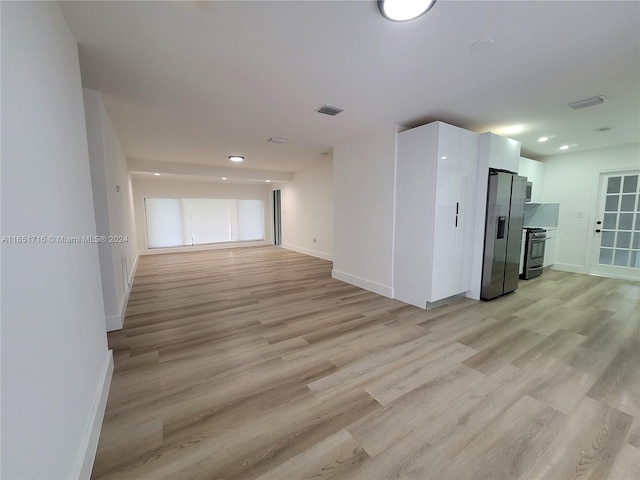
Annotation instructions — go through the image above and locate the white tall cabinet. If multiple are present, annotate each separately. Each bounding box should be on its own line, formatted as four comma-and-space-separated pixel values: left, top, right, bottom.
393, 121, 479, 308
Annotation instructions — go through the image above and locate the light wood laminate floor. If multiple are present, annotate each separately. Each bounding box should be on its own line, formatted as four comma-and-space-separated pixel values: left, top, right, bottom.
92, 247, 640, 480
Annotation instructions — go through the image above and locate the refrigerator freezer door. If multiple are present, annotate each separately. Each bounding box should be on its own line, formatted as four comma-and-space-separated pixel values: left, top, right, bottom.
481, 172, 512, 299
503, 175, 526, 293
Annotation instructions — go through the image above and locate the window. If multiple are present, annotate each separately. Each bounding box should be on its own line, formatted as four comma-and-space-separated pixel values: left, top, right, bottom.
145, 198, 265, 249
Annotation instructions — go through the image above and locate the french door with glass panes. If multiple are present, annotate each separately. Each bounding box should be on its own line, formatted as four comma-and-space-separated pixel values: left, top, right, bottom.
590, 171, 640, 280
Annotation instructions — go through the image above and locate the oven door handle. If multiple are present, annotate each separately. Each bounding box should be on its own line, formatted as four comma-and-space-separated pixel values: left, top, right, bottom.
527, 266, 544, 271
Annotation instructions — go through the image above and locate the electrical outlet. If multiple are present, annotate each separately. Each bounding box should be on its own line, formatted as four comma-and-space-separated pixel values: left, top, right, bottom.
576, 211, 583, 218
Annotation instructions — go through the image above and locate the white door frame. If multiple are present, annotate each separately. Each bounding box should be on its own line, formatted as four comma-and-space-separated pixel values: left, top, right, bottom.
587, 168, 640, 280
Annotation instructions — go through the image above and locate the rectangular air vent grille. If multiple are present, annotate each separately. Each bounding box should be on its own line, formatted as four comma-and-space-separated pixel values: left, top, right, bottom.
316, 104, 344, 116
568, 95, 606, 110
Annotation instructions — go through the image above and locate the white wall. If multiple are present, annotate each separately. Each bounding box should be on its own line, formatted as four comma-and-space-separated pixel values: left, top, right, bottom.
132, 177, 272, 254
280, 158, 333, 260
1, 3, 112, 478
541, 143, 640, 273
333, 126, 397, 297
84, 89, 138, 331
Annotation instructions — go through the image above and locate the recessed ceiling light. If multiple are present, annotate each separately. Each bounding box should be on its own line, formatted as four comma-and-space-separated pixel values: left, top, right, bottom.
153, 173, 160, 176
378, 0, 437, 22
229, 156, 244, 162
265, 180, 271, 183
470, 38, 494, 52
221, 177, 227, 180
538, 136, 549, 143
559, 145, 569, 150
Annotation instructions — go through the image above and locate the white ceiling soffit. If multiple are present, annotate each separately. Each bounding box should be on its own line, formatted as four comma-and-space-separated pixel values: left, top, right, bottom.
128, 158, 292, 183
59, 1, 640, 174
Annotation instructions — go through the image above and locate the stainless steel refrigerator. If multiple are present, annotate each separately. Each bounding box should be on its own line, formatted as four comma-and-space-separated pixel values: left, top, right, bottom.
481, 169, 527, 300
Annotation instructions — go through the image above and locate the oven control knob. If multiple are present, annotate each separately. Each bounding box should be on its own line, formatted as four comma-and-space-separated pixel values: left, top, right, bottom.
596, 221, 602, 225
595, 229, 601, 233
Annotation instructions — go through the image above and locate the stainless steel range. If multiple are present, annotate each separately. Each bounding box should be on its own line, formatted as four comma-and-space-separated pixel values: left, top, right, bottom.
522, 228, 547, 279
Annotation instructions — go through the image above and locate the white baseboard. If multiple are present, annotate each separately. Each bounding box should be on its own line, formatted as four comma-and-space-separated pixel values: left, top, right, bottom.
282, 244, 333, 261
73, 350, 114, 480
105, 314, 122, 332
106, 253, 139, 332
128, 252, 139, 288
331, 269, 393, 298
551, 263, 587, 274
140, 240, 269, 256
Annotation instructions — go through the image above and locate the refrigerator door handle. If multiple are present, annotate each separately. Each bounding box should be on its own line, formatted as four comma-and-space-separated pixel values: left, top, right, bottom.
497, 216, 507, 239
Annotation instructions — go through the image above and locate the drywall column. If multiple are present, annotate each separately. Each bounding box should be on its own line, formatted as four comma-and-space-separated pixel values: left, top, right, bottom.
84, 89, 139, 331
332, 126, 398, 297
1, 3, 113, 479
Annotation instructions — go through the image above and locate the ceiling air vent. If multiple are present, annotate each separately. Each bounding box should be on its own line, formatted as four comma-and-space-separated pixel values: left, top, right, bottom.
568, 95, 606, 110
316, 104, 344, 116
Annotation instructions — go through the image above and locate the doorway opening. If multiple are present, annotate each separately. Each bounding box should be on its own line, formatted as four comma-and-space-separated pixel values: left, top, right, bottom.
273, 189, 282, 246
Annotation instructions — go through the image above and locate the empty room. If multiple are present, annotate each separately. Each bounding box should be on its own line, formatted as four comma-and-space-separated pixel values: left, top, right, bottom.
2, 1, 639, 479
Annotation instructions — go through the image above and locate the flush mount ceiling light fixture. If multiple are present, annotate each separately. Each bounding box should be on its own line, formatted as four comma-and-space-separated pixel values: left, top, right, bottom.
229, 156, 244, 162
568, 95, 606, 110
378, 0, 437, 22
268, 137, 288, 144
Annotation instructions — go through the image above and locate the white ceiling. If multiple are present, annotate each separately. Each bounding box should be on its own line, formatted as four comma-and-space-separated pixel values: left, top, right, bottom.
60, 0, 640, 180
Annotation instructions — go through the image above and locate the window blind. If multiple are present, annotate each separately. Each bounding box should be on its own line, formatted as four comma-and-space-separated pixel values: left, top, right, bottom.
145, 198, 184, 248
144, 198, 265, 249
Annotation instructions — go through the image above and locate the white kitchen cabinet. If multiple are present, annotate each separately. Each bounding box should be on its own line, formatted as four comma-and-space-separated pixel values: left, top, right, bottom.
544, 229, 556, 267
393, 121, 479, 308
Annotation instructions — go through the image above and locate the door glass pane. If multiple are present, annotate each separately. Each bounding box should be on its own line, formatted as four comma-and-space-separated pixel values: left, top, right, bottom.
607, 176, 621, 193
599, 248, 613, 265
621, 195, 636, 211
603, 213, 617, 229
623, 175, 638, 193
597, 172, 640, 272
601, 231, 615, 247
616, 231, 631, 248
614, 249, 629, 266
619, 213, 634, 230
622, 175, 638, 193
605, 195, 619, 211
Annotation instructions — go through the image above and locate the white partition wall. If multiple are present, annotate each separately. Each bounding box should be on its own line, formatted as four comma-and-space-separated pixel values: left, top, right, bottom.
332, 127, 398, 297
84, 89, 139, 331
2, 3, 112, 478
280, 157, 334, 260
